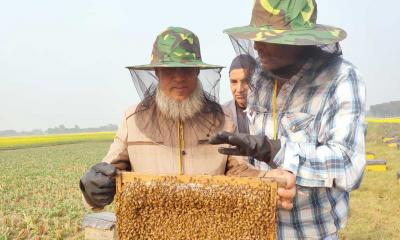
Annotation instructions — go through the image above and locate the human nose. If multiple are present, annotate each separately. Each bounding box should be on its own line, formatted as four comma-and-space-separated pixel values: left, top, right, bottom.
237, 82, 243, 93
238, 82, 247, 94
172, 70, 185, 82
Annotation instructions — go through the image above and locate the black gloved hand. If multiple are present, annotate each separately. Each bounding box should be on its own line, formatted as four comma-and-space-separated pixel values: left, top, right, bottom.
79, 162, 117, 209
209, 131, 281, 167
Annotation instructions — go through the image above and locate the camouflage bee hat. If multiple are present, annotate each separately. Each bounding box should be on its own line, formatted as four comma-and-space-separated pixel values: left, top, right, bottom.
224, 0, 347, 45
128, 27, 223, 70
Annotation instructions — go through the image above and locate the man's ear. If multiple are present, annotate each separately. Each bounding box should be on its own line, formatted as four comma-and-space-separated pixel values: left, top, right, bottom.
195, 67, 200, 76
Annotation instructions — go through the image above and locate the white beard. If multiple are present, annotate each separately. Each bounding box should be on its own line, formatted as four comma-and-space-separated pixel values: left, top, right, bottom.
155, 82, 205, 121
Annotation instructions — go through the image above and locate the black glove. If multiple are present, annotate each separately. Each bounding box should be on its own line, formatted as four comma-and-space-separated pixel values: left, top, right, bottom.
209, 131, 281, 167
79, 162, 117, 209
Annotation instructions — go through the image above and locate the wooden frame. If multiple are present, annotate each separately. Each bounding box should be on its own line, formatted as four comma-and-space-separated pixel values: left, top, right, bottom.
115, 172, 278, 240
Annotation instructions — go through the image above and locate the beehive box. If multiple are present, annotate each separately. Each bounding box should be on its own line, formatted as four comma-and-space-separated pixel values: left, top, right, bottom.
397, 171, 400, 184
387, 142, 398, 148
115, 173, 278, 240
366, 152, 376, 160
383, 137, 397, 143
365, 159, 387, 171
81, 212, 116, 240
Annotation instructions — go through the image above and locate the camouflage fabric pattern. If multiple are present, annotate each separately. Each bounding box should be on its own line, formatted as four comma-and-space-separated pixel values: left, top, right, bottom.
224, 0, 346, 45
130, 27, 222, 70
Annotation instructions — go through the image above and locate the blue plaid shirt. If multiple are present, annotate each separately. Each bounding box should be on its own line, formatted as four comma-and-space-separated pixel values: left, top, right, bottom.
247, 56, 366, 239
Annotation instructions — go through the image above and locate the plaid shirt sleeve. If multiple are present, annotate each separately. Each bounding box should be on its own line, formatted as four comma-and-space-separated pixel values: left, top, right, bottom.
273, 65, 366, 192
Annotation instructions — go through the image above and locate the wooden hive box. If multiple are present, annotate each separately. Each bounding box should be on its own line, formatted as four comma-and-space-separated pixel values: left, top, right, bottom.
383, 137, 397, 143
365, 159, 387, 171
81, 212, 116, 240
397, 171, 400, 184
115, 172, 278, 240
366, 152, 376, 160
387, 142, 398, 148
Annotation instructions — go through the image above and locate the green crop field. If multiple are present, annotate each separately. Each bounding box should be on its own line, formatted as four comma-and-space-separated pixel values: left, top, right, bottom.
0, 125, 399, 239
339, 123, 400, 240
0, 141, 114, 239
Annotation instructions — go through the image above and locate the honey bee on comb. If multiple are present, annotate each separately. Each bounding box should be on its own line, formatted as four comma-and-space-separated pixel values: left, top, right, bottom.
115, 173, 278, 240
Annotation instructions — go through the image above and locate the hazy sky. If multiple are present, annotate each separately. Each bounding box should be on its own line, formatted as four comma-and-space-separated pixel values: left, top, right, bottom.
1, 0, 399, 131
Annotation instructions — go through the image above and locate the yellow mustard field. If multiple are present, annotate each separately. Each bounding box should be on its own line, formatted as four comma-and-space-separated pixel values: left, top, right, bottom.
0, 132, 115, 150
366, 117, 400, 123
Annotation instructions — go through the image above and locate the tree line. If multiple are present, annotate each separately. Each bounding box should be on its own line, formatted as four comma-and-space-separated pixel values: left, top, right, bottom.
368, 101, 400, 117
0, 124, 118, 137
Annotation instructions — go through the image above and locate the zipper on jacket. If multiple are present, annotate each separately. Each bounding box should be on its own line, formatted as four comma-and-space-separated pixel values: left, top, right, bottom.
177, 120, 185, 175
273, 79, 278, 140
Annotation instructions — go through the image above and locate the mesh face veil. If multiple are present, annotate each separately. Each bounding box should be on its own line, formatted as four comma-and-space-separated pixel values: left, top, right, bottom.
126, 27, 226, 148
227, 35, 343, 90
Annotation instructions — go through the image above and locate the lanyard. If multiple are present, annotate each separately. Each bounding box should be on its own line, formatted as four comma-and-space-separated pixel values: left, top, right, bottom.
273, 79, 278, 140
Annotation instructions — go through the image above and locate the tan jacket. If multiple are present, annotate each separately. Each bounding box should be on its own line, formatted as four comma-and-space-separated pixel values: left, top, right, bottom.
102, 104, 256, 176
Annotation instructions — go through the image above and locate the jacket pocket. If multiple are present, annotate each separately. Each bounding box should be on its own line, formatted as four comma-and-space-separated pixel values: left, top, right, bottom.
127, 141, 163, 146
197, 139, 210, 145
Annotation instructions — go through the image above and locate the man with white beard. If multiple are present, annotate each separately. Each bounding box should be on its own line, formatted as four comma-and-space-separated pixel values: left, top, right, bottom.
79, 27, 295, 210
